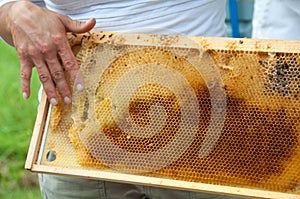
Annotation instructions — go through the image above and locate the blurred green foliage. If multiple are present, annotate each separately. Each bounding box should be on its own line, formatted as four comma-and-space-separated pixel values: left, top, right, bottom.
0, 41, 42, 198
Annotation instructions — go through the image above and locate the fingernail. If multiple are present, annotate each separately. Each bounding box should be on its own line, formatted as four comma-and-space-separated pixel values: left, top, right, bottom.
50, 98, 58, 106
76, 84, 84, 91
88, 18, 95, 23
22, 92, 28, 99
64, 96, 71, 104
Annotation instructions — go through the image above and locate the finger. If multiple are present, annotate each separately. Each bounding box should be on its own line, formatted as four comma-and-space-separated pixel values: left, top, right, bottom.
30, 54, 58, 105
45, 52, 72, 104
36, 64, 58, 106
26, 40, 61, 105
59, 16, 96, 33
57, 38, 84, 91
19, 54, 33, 99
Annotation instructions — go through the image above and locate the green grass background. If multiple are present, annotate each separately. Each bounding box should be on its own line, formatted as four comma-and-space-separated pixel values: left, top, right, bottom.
0, 41, 42, 198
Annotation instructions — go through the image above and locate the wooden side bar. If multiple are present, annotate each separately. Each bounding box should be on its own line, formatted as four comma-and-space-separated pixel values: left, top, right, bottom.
25, 89, 49, 170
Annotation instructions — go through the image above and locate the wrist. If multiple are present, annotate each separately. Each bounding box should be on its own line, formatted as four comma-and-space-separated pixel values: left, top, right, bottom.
0, 1, 17, 45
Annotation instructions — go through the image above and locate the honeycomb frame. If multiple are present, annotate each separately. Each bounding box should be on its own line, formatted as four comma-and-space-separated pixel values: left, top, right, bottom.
26, 32, 300, 199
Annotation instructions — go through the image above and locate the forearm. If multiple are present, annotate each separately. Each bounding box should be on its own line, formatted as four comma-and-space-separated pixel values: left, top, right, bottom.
0, 1, 16, 45
0, 0, 45, 45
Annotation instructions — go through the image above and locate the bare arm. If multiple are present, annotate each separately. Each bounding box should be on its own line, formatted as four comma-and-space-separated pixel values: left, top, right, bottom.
0, 0, 96, 105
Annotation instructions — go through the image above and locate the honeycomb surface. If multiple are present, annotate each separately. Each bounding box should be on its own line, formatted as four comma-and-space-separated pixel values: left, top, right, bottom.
42, 32, 300, 194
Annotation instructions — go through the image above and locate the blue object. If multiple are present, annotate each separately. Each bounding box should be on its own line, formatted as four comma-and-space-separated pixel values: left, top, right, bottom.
228, 0, 241, 38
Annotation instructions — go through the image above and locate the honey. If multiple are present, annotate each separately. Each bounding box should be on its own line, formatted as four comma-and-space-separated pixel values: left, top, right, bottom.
43, 32, 300, 194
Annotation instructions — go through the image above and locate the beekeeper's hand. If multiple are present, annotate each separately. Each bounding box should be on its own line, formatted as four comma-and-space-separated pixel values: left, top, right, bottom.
0, 0, 96, 105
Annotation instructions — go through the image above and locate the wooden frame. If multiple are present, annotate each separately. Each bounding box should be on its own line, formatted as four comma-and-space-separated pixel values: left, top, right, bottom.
25, 33, 300, 199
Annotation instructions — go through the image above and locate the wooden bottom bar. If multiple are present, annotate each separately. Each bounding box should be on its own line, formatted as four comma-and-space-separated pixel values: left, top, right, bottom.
30, 164, 299, 199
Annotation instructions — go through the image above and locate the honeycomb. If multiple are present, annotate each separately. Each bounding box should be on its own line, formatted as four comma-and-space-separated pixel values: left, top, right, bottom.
41, 32, 300, 195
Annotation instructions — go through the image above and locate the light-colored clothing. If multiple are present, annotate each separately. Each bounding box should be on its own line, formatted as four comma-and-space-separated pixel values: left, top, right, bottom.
0, 0, 227, 36
44, 0, 227, 36
252, 0, 300, 40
